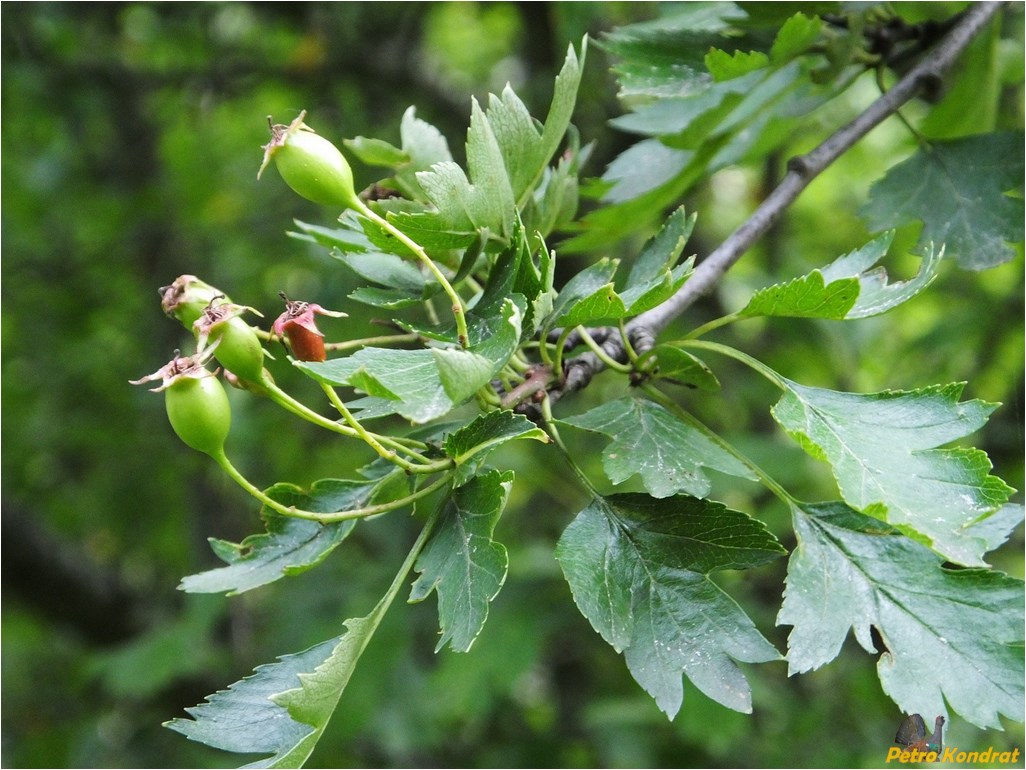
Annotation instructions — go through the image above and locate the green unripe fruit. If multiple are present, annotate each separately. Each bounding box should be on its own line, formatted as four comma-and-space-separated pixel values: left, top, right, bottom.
259, 111, 360, 210
161, 275, 227, 327
164, 373, 231, 456
207, 317, 266, 382
194, 298, 268, 384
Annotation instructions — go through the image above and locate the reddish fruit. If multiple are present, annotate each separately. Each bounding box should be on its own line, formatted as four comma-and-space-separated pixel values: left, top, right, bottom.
272, 292, 347, 362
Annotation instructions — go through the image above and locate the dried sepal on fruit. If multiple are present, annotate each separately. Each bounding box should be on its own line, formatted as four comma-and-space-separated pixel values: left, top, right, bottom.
193, 295, 268, 383
271, 292, 347, 363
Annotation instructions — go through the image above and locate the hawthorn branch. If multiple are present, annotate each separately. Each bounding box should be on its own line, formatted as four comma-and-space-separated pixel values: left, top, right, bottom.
531, 1, 1003, 413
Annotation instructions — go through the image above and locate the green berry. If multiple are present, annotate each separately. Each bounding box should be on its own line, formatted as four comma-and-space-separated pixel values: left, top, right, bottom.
164, 373, 231, 456
194, 298, 267, 383
212, 317, 265, 382
259, 111, 360, 210
131, 349, 231, 456
161, 275, 227, 327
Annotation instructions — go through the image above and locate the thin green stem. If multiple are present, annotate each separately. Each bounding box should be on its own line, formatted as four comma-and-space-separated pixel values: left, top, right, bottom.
577, 327, 632, 373
507, 350, 533, 374
320, 383, 450, 472
552, 326, 575, 379
213, 448, 451, 522
264, 375, 430, 460
262, 377, 361, 438
374, 497, 444, 615
540, 395, 602, 498
618, 320, 639, 366
679, 339, 790, 391
533, 337, 554, 368
355, 200, 470, 348
476, 385, 502, 409
875, 66, 929, 149
325, 333, 420, 353
685, 311, 744, 340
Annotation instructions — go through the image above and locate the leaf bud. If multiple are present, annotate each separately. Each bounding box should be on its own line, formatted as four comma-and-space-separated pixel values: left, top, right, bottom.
259, 111, 360, 210
131, 348, 231, 456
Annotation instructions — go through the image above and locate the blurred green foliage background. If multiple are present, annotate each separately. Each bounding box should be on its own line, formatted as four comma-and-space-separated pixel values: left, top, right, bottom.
2, 3, 1022, 768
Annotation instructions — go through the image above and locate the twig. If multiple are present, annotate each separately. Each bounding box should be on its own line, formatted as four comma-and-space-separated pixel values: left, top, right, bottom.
529, 1, 1003, 413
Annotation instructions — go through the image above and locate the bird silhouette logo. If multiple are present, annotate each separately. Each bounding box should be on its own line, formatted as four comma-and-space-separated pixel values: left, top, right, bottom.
895, 714, 946, 753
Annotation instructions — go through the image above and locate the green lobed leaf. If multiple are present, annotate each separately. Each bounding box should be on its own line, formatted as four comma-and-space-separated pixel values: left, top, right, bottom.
347, 286, 425, 310
179, 479, 383, 595
592, 139, 693, 205
618, 260, 694, 317
287, 219, 370, 251
298, 295, 521, 423
625, 205, 696, 289
741, 270, 858, 319
556, 282, 626, 327
546, 257, 619, 328
342, 135, 409, 168
559, 397, 756, 498
434, 296, 525, 405
167, 491, 444, 766
556, 493, 784, 717
777, 501, 1024, 729
409, 469, 514, 653
332, 250, 427, 292
290, 217, 432, 303
299, 349, 453, 424
705, 48, 769, 81
523, 134, 588, 239
466, 97, 517, 235
547, 243, 692, 329
572, 6, 842, 249
443, 409, 548, 486
432, 348, 495, 406
513, 229, 556, 338
598, 4, 741, 107
390, 41, 585, 249
818, 233, 941, 318
166, 636, 338, 767
860, 132, 1025, 270
391, 160, 490, 251
487, 41, 585, 206
771, 380, 1015, 566
343, 106, 454, 202
740, 232, 941, 319
768, 13, 822, 63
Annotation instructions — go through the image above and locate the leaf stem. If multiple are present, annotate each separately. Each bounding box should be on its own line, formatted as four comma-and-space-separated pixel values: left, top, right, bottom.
676, 339, 789, 391
212, 448, 452, 523
685, 312, 744, 340
540, 395, 603, 499
617, 320, 640, 365
552, 325, 575, 380
261, 377, 361, 438
319, 382, 451, 472
262, 376, 425, 459
576, 327, 632, 373
325, 333, 421, 353
354, 200, 470, 348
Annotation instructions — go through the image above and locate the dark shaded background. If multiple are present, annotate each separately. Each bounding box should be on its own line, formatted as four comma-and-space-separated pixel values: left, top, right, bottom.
2, 3, 1022, 767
